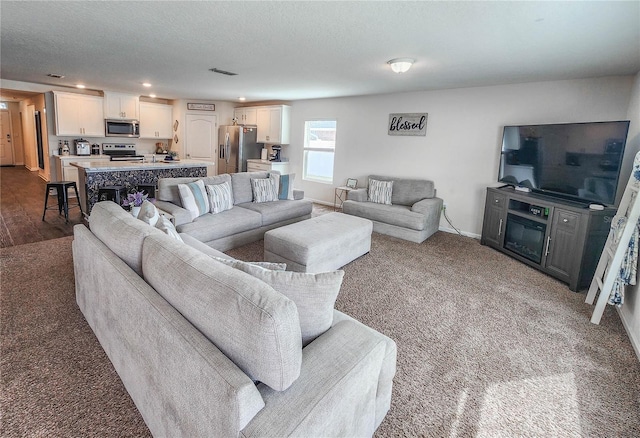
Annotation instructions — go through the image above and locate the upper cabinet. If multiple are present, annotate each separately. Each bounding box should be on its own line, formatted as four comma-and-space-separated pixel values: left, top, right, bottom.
54, 91, 105, 137
255, 105, 291, 144
139, 102, 173, 139
104, 92, 140, 120
234, 107, 257, 125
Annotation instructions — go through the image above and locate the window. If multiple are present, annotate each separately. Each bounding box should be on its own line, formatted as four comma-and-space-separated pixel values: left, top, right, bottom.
303, 120, 337, 183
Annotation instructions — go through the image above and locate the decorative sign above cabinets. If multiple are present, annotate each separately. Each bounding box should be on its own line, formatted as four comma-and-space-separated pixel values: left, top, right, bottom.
187, 103, 215, 111
388, 113, 428, 136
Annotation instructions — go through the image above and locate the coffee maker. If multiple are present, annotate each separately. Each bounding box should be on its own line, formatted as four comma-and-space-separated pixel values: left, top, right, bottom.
75, 139, 91, 156
269, 145, 282, 162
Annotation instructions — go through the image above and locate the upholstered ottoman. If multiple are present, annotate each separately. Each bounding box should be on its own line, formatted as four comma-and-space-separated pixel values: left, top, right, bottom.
264, 212, 373, 273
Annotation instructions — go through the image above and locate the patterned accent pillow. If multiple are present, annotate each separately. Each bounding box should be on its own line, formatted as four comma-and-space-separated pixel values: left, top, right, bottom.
177, 180, 210, 220
251, 177, 278, 203
154, 215, 184, 242
205, 181, 234, 214
368, 179, 393, 205
278, 173, 296, 200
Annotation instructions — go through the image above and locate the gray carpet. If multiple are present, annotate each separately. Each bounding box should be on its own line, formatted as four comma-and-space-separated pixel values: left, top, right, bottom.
1, 232, 639, 437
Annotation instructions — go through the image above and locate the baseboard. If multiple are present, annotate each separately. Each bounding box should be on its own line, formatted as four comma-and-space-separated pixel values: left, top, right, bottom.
617, 307, 640, 361
307, 198, 334, 208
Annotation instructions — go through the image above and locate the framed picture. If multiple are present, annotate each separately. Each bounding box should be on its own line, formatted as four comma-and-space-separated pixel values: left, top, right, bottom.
346, 178, 358, 189
187, 103, 215, 111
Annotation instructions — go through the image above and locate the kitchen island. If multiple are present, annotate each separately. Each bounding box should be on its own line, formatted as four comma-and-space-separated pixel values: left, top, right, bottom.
72, 159, 213, 214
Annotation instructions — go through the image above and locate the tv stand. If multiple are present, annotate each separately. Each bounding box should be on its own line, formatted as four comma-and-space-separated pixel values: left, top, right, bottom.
480, 186, 616, 291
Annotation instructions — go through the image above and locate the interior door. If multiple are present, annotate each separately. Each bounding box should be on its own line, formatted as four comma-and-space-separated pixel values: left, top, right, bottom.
185, 114, 218, 175
0, 110, 15, 166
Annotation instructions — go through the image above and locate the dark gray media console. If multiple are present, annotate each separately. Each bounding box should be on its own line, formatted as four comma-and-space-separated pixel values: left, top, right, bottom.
480, 187, 616, 291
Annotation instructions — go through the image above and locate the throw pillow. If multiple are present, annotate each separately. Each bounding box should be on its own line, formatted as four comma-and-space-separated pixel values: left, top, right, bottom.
368, 178, 393, 205
178, 180, 210, 220
228, 262, 345, 346
278, 173, 296, 200
137, 200, 160, 227
251, 177, 278, 203
155, 215, 184, 242
205, 181, 234, 214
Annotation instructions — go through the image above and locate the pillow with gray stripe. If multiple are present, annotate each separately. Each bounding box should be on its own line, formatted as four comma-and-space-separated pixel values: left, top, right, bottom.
206, 181, 234, 214
368, 178, 393, 205
178, 179, 210, 219
251, 177, 278, 203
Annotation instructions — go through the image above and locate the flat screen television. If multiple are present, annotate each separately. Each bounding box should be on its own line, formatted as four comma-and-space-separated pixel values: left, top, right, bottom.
498, 120, 630, 206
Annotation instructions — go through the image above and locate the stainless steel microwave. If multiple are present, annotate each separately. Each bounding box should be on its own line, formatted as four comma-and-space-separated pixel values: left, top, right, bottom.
105, 119, 140, 138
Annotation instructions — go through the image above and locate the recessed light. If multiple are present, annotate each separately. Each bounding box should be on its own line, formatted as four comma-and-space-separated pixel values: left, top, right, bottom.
149, 94, 156, 98
142, 82, 152, 87
76, 84, 86, 89
238, 97, 246, 101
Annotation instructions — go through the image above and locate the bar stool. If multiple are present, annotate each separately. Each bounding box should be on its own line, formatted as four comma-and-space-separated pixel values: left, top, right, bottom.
42, 181, 83, 223
97, 185, 127, 205
137, 184, 156, 199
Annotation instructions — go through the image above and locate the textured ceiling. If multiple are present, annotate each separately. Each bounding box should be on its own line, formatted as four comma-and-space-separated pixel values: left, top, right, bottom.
1, 1, 639, 103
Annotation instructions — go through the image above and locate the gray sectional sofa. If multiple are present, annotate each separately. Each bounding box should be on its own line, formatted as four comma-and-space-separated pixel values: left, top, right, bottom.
154, 171, 312, 251
343, 174, 443, 243
74, 201, 396, 437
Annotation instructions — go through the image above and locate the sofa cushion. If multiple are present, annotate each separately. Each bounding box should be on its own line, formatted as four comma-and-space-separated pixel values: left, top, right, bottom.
251, 177, 278, 203
176, 207, 263, 242
222, 261, 344, 346
155, 215, 184, 242
178, 180, 210, 220
368, 179, 393, 205
205, 181, 234, 214
88, 201, 162, 275
369, 175, 435, 206
342, 201, 426, 231
237, 199, 313, 227
142, 233, 303, 391
158, 175, 232, 206
231, 171, 269, 204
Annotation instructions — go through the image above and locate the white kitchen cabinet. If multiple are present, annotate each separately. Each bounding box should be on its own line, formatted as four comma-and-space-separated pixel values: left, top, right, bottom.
104, 92, 140, 119
246, 159, 290, 174
54, 91, 105, 137
256, 105, 291, 144
139, 102, 173, 138
234, 107, 257, 125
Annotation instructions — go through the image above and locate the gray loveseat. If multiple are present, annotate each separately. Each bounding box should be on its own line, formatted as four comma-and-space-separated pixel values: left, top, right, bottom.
154, 171, 312, 251
343, 175, 443, 243
73, 201, 396, 437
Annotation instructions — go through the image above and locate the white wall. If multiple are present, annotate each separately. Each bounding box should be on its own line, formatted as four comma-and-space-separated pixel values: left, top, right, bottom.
619, 71, 640, 359
290, 76, 635, 236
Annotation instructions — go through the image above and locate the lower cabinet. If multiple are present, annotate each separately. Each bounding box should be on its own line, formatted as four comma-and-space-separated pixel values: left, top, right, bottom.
246, 159, 290, 174
480, 187, 614, 291
55, 156, 110, 207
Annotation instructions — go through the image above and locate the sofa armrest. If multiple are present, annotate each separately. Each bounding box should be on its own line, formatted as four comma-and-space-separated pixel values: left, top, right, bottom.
244, 319, 392, 436
411, 197, 443, 215
347, 188, 368, 202
154, 200, 193, 226
293, 189, 304, 200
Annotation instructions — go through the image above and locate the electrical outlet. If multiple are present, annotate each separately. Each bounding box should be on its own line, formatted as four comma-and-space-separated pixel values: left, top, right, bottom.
442, 202, 448, 211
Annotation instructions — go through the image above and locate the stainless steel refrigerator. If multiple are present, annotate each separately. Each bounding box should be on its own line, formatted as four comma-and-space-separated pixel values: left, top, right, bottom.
218, 125, 259, 174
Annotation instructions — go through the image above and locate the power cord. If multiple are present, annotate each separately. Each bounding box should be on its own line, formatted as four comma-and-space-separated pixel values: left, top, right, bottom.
442, 205, 462, 235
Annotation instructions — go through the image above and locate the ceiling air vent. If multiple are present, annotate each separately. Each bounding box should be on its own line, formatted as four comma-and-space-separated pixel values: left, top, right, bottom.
209, 68, 237, 76
47, 73, 65, 79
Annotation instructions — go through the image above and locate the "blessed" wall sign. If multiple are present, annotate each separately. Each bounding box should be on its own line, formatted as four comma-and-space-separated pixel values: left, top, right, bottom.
388, 113, 428, 136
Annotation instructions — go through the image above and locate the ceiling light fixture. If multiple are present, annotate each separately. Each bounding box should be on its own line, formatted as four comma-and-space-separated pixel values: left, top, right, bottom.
387, 58, 414, 73
149, 94, 156, 98
142, 82, 152, 87
238, 97, 246, 101
75, 84, 86, 89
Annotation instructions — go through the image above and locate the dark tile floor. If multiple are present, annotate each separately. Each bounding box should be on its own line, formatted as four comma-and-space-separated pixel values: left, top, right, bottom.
0, 166, 81, 248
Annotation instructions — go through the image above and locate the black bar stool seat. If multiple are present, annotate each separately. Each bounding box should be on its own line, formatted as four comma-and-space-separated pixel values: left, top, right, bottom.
42, 181, 83, 223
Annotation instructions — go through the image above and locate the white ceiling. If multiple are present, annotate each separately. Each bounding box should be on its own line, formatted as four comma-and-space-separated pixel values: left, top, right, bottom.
1, 1, 639, 103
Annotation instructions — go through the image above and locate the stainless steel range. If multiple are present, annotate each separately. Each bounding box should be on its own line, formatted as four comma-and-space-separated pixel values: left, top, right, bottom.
102, 143, 145, 162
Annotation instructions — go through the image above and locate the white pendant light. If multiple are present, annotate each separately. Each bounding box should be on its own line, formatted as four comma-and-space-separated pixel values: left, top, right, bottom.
387, 58, 414, 73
